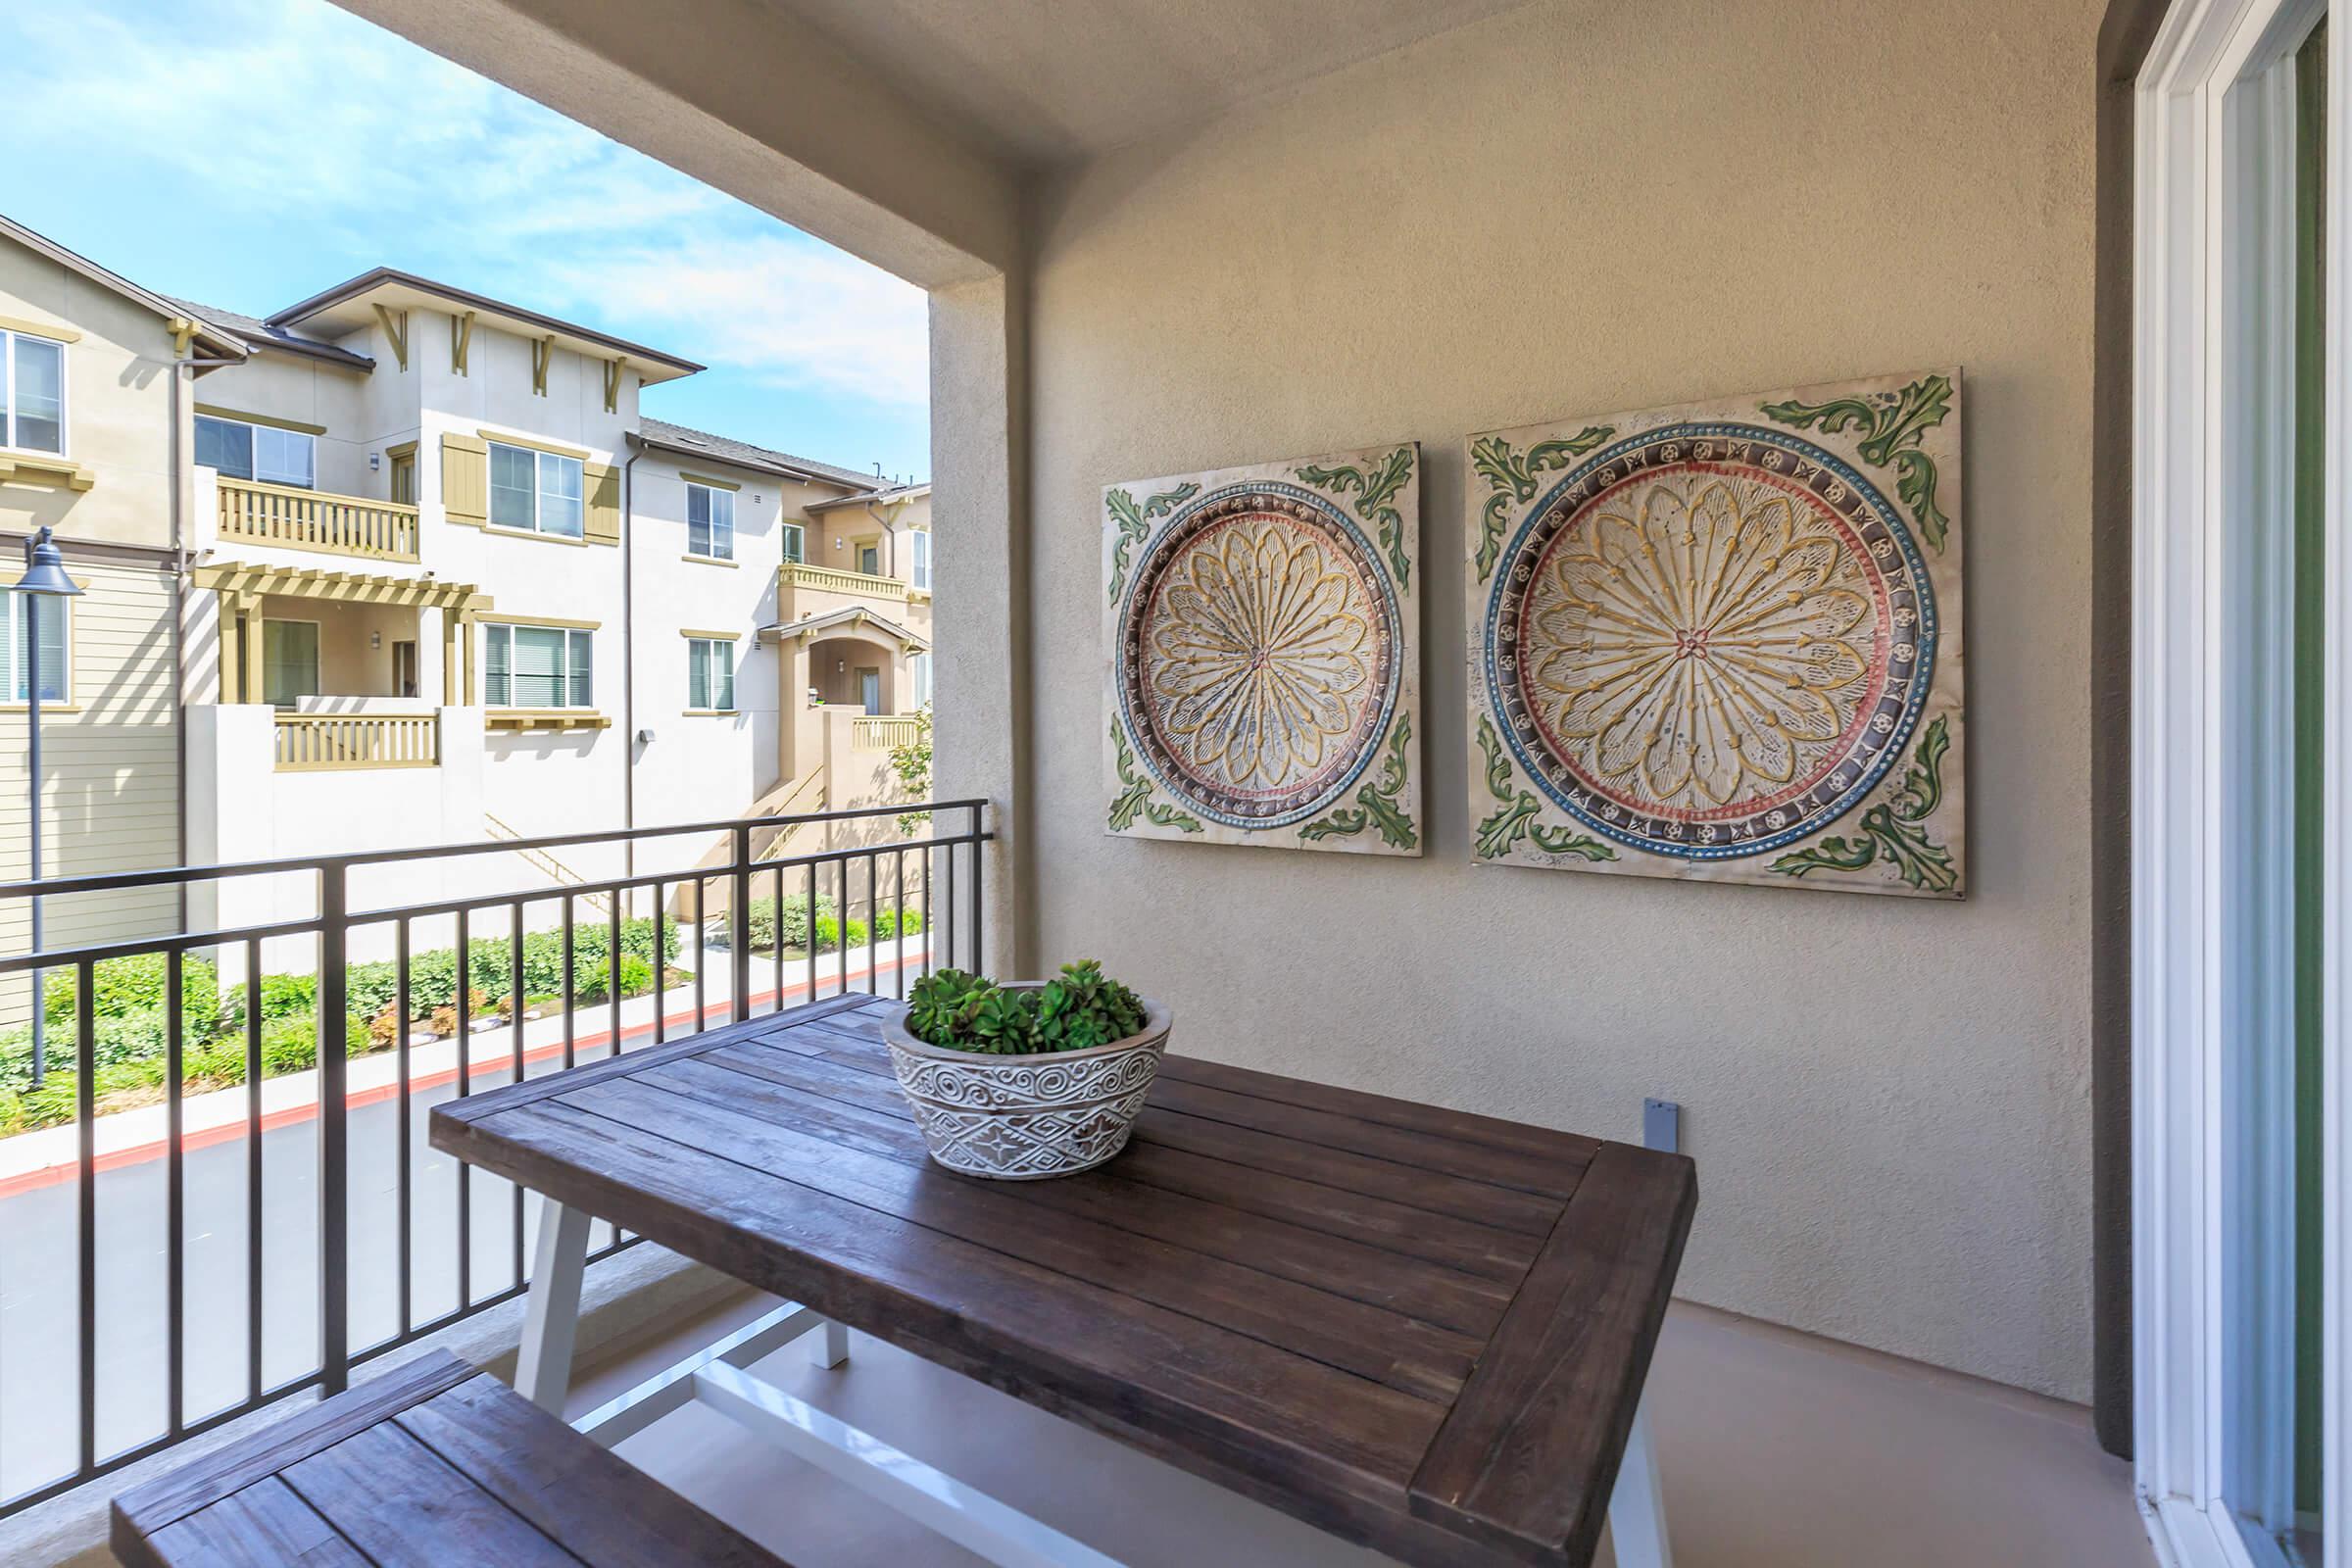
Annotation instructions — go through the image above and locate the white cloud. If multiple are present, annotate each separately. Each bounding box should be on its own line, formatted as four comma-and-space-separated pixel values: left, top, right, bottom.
546, 240, 928, 407
4, 0, 926, 409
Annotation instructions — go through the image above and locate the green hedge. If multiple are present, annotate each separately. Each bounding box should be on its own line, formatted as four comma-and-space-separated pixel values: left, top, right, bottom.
0, 915, 684, 1100
706, 895, 923, 954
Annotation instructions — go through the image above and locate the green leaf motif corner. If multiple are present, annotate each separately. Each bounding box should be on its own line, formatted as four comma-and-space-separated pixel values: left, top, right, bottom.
1473, 715, 1616, 863
1760, 373, 1953, 554
1296, 447, 1415, 589
1107, 718, 1202, 835
1768, 715, 1957, 893
1298, 712, 1417, 850
1469, 426, 1614, 585
1104, 481, 1202, 606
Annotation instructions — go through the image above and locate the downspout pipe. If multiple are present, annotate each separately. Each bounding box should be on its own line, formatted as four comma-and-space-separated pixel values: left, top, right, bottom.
621, 446, 642, 892
166, 342, 242, 926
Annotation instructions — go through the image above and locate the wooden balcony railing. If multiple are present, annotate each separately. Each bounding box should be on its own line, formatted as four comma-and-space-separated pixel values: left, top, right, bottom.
777, 562, 907, 603
273, 712, 440, 771
851, 714, 924, 752
220, 477, 420, 563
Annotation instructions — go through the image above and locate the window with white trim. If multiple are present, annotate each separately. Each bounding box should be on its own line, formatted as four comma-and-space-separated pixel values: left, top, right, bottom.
781, 522, 805, 564
687, 637, 735, 711
0, 590, 70, 702
483, 623, 593, 708
488, 441, 584, 537
909, 529, 931, 592
908, 651, 932, 709
195, 415, 315, 488
2, 329, 66, 455
687, 482, 734, 560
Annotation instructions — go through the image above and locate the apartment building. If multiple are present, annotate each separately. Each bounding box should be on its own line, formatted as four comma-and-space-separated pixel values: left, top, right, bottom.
0, 217, 931, 962
0, 218, 248, 980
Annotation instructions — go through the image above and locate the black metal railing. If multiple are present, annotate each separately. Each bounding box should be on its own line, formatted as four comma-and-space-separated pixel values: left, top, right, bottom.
0, 800, 990, 1516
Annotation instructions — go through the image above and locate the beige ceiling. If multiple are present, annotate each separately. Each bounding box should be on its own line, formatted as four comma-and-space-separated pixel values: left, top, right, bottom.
755, 0, 1539, 168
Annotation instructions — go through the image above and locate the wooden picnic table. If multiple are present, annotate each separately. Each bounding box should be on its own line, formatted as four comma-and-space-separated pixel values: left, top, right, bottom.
430, 992, 1696, 1568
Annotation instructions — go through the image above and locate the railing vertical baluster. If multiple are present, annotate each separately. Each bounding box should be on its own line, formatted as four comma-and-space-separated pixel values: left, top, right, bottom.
318, 863, 349, 1396
970, 805, 986, 973
894, 850, 907, 1000
509, 899, 525, 1288
244, 941, 262, 1405
653, 882, 667, 1044
607, 899, 621, 1060
75, 959, 95, 1476
807, 863, 818, 1004
730, 824, 752, 1025
455, 906, 470, 1311
562, 898, 576, 1071
921, 841, 932, 978
866, 855, 879, 996
693, 878, 708, 1034
837, 857, 850, 998
944, 832, 957, 971
770, 864, 784, 1014
166, 951, 185, 1438
395, 917, 412, 1338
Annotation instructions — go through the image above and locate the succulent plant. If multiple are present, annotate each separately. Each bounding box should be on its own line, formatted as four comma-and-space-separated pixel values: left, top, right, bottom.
904, 959, 1146, 1054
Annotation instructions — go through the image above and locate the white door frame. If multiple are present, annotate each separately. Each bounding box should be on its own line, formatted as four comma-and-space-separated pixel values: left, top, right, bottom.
2135, 0, 2337, 1564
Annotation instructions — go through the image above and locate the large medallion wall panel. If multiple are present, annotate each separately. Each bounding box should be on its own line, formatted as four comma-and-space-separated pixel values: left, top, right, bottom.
1104, 444, 1421, 856
1465, 371, 1964, 898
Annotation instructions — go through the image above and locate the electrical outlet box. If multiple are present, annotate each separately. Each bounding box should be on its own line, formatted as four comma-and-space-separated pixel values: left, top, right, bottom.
1643, 1098, 1681, 1154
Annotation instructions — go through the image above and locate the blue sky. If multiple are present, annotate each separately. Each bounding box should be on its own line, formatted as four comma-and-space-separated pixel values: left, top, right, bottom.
1, 0, 931, 483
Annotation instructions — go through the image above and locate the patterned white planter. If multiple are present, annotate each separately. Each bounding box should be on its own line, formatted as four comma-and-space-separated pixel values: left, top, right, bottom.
882, 993, 1173, 1180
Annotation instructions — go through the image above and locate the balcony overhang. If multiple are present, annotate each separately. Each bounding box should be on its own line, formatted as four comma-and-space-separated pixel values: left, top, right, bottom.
191, 561, 493, 615
759, 604, 928, 656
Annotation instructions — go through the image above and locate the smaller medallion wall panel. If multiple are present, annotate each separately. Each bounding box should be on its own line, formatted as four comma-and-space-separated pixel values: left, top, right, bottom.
1103, 443, 1422, 856
1464, 370, 1965, 898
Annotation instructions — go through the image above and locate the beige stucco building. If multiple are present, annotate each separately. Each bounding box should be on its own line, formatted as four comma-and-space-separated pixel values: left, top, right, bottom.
0, 218, 933, 969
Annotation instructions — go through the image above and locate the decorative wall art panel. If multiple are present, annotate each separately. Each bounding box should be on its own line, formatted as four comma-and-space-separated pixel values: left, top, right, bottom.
1104, 443, 1421, 855
1464, 370, 1964, 898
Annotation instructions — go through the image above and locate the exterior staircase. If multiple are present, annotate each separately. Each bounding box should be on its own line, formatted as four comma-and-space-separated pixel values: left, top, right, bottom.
483, 811, 614, 914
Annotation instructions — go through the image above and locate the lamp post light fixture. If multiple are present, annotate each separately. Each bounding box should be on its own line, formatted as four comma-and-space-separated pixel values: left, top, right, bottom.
15, 527, 81, 1086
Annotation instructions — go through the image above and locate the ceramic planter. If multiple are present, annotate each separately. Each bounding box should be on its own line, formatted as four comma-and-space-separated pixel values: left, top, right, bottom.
881, 992, 1173, 1180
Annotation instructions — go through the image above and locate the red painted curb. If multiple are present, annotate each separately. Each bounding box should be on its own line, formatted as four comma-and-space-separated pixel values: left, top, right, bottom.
0, 955, 916, 1200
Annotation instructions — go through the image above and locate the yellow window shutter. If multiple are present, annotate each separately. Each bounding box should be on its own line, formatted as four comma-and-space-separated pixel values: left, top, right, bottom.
441, 432, 488, 524
584, 462, 620, 545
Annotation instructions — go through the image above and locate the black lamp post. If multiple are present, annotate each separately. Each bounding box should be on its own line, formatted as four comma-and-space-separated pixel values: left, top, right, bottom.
16, 527, 81, 1085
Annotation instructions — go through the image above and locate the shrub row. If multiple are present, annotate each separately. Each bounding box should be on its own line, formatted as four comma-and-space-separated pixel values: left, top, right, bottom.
704, 895, 924, 954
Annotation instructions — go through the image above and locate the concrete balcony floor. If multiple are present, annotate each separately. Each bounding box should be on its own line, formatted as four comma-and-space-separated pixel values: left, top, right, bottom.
566, 1291, 2151, 1568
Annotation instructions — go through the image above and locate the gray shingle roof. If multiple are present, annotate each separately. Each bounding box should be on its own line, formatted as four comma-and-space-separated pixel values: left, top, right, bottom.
165, 297, 375, 370
636, 417, 888, 491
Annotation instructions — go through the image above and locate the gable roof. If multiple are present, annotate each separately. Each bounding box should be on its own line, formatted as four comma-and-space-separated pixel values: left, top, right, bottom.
807, 480, 928, 513
634, 417, 886, 491
268, 268, 703, 383
759, 603, 928, 652
0, 215, 247, 360
163, 297, 375, 371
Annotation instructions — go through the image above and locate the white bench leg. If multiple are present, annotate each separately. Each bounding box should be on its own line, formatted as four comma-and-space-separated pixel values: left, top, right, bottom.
808, 1315, 851, 1368
516, 1198, 592, 1414
1608, 1396, 1671, 1568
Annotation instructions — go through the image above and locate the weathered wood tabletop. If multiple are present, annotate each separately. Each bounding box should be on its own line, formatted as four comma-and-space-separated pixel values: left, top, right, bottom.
430, 992, 1697, 1568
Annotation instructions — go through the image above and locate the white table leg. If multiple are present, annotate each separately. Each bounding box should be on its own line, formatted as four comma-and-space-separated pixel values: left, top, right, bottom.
1608, 1396, 1672, 1568
516, 1198, 592, 1414
808, 1316, 851, 1368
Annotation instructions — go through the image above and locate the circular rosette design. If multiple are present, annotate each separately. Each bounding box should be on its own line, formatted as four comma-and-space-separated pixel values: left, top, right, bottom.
1118, 483, 1400, 829
1485, 423, 1936, 859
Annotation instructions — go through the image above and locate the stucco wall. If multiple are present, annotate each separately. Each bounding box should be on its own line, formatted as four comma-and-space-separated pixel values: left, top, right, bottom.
1021, 0, 2100, 1398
